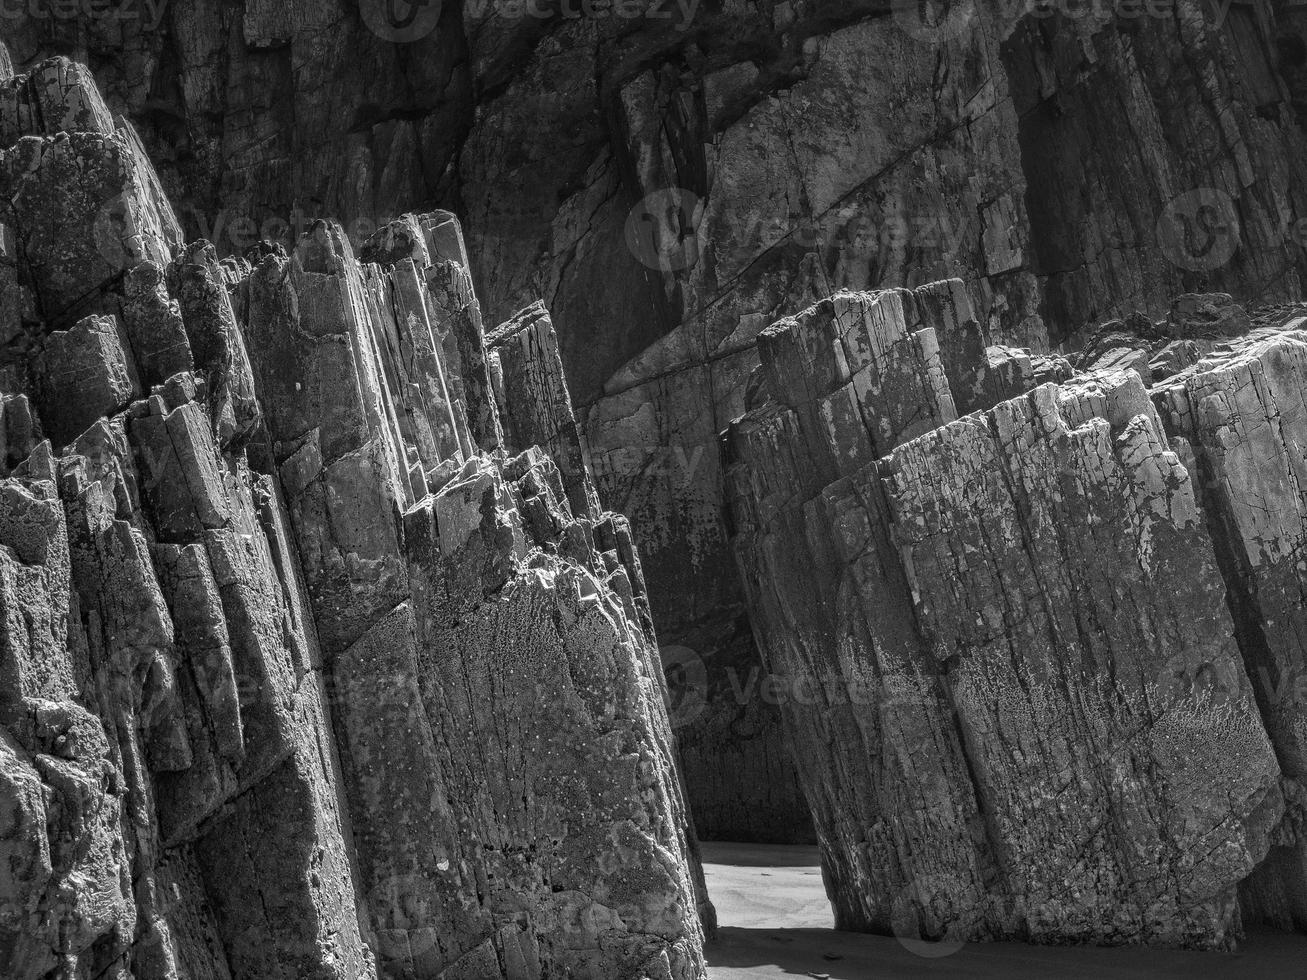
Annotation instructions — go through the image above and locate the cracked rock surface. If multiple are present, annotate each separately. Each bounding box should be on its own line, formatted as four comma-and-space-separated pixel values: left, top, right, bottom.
13, 0, 1307, 842
0, 57, 708, 980
724, 286, 1307, 947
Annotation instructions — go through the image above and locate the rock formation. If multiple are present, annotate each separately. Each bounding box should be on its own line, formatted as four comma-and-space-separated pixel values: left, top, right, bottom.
0, 55, 708, 980
16, 1, 1307, 842
11, 12, 1307, 965
1153, 323, 1307, 932
723, 285, 1307, 947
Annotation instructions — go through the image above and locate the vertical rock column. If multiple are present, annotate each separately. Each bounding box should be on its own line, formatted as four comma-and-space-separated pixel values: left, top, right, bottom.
242, 217, 709, 979
1153, 329, 1307, 930
725, 288, 1283, 946
1, 59, 374, 979
0, 411, 136, 980
882, 371, 1280, 946
487, 299, 601, 519
362, 211, 504, 453
725, 289, 986, 934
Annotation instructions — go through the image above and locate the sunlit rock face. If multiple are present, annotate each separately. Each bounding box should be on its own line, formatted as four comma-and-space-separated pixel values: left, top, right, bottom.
723, 286, 1307, 947
10, 0, 1307, 845
0, 55, 709, 980
10, 6, 1307, 960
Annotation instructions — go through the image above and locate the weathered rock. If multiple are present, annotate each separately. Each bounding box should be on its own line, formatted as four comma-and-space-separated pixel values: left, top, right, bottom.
0, 57, 115, 150
167, 241, 260, 447
488, 301, 601, 520
582, 329, 816, 843
0, 119, 182, 325
118, 262, 195, 388
1165, 293, 1252, 340
1152, 326, 1307, 931
11, 3, 1307, 844
239, 215, 709, 979
0, 61, 709, 980
725, 287, 1284, 947
35, 313, 140, 447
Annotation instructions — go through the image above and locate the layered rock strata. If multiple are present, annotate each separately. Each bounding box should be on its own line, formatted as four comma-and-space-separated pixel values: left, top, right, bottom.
14, 1, 1307, 842
725, 288, 1291, 947
1152, 324, 1307, 932
10, 0, 1305, 845
0, 60, 708, 980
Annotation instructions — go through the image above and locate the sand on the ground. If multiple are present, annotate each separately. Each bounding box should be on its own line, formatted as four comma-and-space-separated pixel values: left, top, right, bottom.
701, 842, 1307, 979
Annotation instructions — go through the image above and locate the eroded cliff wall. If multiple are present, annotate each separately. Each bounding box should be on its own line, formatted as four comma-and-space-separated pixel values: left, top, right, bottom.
722, 284, 1307, 945
8, 0, 1307, 851
0, 54, 708, 980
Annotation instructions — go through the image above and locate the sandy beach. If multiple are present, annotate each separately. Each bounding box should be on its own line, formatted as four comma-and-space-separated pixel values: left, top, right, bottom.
702, 843, 1307, 979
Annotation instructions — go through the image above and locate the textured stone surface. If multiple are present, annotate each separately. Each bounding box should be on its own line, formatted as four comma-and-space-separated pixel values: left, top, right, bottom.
488, 300, 601, 520
35, 313, 140, 447
725, 287, 1289, 948
238, 215, 709, 980
12, 20, 1307, 968
11, 1, 1307, 842
1152, 325, 1307, 932
0, 59, 709, 980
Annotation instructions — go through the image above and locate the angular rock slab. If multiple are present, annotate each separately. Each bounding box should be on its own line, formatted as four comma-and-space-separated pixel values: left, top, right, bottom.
241, 218, 710, 979
1153, 329, 1307, 930
884, 373, 1281, 946
727, 287, 1283, 948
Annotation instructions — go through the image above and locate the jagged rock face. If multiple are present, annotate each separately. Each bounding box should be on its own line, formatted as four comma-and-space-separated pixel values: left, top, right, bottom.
724, 287, 1292, 947
8, 0, 1307, 846
1152, 326, 1307, 931
14, 3, 1307, 843
0, 59, 708, 980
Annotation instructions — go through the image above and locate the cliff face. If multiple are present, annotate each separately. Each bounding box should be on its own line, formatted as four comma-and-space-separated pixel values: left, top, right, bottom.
11, 0, 1307, 845
8, 12, 1307, 966
722, 284, 1307, 945
8, 0, 1307, 885
0, 55, 707, 980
